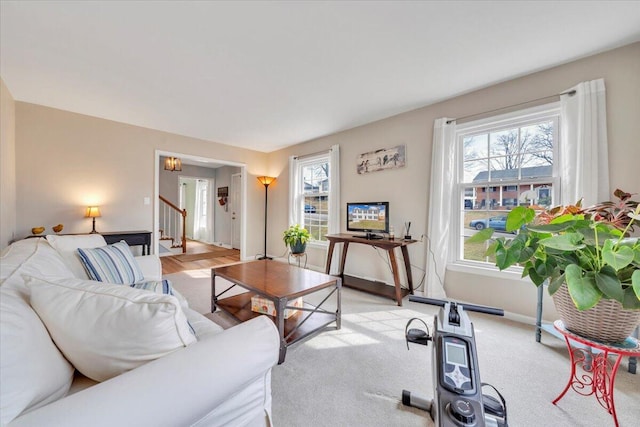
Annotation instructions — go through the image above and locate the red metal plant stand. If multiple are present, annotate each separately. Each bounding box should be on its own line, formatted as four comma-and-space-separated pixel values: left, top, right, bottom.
553, 320, 640, 427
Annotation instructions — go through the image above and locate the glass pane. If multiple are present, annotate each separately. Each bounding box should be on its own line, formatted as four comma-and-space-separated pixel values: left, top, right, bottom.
463, 187, 475, 210
463, 134, 488, 160
490, 157, 520, 179
516, 183, 553, 208
302, 162, 329, 194
521, 151, 553, 170
521, 121, 554, 153
535, 184, 553, 208
489, 128, 518, 157
463, 159, 488, 183
303, 195, 328, 241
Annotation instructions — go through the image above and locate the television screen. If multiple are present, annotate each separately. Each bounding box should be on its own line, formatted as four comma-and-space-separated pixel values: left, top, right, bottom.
346, 202, 389, 234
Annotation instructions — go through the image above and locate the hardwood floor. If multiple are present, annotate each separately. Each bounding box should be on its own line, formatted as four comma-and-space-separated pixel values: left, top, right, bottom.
160, 240, 241, 274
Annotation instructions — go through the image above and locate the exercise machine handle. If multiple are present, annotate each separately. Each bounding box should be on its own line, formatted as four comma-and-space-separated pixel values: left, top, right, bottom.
409, 296, 504, 317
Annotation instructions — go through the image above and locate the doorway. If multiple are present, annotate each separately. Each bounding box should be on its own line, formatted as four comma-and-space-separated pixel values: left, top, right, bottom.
154, 150, 247, 260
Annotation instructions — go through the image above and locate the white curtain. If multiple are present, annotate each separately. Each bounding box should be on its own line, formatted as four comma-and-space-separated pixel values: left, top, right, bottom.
328, 144, 341, 274
560, 78, 609, 206
425, 118, 455, 298
193, 179, 209, 242
288, 155, 301, 227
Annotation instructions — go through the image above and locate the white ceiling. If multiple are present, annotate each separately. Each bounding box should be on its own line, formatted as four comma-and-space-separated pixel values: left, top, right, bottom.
2, 1, 639, 153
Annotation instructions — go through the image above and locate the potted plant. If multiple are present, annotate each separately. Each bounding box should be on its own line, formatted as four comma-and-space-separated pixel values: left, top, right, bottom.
283, 224, 311, 254
469, 189, 640, 343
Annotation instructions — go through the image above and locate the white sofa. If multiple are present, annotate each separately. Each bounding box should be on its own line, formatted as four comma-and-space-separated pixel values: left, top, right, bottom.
0, 236, 279, 427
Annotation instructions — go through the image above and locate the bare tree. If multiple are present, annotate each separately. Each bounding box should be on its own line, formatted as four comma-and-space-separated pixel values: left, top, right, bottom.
489, 122, 553, 170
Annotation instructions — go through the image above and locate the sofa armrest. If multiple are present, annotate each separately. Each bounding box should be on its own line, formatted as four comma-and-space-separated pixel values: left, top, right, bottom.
134, 255, 162, 281
10, 316, 279, 427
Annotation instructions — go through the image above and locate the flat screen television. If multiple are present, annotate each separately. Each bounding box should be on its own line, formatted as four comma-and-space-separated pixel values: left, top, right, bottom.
346, 202, 389, 239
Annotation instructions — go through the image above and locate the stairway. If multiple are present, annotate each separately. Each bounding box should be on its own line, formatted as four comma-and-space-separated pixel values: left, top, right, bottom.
159, 196, 187, 253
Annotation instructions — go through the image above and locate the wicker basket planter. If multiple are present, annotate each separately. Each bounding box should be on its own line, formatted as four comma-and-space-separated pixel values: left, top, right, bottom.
552, 284, 640, 343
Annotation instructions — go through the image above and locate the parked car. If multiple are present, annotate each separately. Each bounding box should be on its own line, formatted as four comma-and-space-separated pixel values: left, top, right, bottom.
304, 204, 316, 213
469, 216, 508, 231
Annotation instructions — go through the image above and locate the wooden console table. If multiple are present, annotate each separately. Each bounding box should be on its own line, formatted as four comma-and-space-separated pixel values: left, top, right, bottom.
102, 230, 152, 255
325, 233, 416, 306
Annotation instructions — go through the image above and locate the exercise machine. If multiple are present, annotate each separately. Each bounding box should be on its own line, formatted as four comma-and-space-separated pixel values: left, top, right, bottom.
402, 296, 508, 427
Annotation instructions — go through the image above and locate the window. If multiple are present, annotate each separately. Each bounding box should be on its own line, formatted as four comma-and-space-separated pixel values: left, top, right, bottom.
456, 105, 560, 266
289, 146, 339, 250
295, 156, 330, 242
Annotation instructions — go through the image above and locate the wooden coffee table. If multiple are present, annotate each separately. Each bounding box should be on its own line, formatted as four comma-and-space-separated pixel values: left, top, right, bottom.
211, 260, 341, 363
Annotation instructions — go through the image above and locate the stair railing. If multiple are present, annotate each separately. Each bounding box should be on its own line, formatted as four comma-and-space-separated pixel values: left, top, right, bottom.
159, 195, 187, 253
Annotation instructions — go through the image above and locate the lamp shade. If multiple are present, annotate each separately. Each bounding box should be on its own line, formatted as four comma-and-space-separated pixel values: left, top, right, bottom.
257, 176, 275, 186
85, 206, 101, 218
164, 157, 182, 171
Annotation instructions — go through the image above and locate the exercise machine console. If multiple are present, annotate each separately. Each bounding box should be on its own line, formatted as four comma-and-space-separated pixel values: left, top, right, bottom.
402, 296, 508, 427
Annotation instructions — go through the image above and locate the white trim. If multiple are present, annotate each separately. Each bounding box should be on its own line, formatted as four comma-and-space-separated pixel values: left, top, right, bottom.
447, 261, 529, 281
455, 102, 560, 134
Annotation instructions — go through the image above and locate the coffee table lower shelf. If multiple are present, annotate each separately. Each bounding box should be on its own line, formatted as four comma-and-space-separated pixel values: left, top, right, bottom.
215, 293, 338, 348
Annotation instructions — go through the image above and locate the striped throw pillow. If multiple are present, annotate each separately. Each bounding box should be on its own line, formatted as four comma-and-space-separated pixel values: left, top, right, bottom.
77, 241, 144, 284
130, 279, 174, 295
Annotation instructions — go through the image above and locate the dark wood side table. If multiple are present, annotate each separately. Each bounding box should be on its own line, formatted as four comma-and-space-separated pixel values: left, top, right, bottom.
102, 230, 152, 255
324, 233, 416, 306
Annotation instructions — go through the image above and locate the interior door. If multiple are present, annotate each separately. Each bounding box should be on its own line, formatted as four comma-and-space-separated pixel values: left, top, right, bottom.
231, 173, 242, 249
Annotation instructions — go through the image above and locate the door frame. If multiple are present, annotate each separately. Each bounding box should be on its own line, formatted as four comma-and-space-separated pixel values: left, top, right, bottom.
154, 150, 247, 259
231, 172, 242, 250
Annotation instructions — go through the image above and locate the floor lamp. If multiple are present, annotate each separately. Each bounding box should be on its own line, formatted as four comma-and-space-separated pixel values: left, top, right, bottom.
257, 176, 275, 260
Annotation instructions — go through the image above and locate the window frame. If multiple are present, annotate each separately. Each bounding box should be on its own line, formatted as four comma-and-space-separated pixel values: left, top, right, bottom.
451, 103, 561, 274
295, 154, 331, 247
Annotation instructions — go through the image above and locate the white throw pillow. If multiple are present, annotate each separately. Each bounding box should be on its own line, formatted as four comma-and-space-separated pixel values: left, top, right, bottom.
46, 234, 108, 279
0, 288, 74, 425
26, 276, 197, 382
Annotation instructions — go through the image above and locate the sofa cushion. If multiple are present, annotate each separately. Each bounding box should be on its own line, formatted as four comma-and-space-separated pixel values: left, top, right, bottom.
0, 287, 75, 425
46, 234, 108, 279
0, 238, 74, 293
131, 280, 196, 335
77, 241, 144, 284
26, 276, 197, 382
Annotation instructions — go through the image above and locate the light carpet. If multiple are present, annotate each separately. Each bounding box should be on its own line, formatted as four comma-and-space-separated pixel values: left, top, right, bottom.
168, 267, 640, 427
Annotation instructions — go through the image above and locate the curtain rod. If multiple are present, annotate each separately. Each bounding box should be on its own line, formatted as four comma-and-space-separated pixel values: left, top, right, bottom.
293, 147, 332, 160
445, 89, 576, 125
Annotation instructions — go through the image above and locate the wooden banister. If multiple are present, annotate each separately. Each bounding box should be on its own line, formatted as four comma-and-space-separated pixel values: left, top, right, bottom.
159, 195, 187, 253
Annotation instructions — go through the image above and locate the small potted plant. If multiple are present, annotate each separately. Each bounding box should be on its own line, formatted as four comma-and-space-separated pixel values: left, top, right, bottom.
283, 224, 311, 254
469, 189, 640, 343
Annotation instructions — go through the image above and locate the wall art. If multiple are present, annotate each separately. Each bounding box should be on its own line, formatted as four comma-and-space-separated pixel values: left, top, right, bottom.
356, 144, 406, 174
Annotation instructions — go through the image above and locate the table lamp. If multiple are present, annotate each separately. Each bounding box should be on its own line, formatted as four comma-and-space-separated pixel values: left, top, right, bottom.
85, 206, 101, 234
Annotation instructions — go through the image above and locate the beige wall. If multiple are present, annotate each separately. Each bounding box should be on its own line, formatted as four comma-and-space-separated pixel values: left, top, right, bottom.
1, 78, 16, 249
7, 42, 639, 319
267, 42, 640, 320
14, 103, 270, 258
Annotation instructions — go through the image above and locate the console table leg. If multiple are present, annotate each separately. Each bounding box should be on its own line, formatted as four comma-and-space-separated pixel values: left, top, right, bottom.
400, 245, 414, 294
325, 242, 335, 274
387, 248, 403, 306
